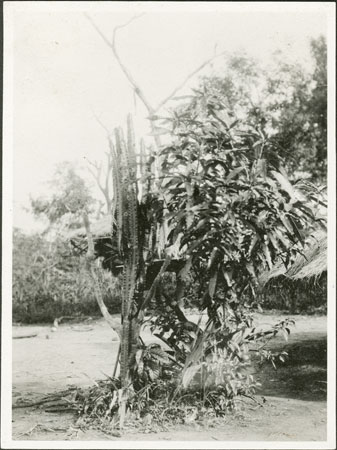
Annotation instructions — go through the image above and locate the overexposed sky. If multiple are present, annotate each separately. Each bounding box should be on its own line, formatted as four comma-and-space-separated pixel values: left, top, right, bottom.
5, 2, 329, 232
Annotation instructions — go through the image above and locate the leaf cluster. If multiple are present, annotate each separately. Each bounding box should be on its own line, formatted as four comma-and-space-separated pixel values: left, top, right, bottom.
31, 162, 95, 225
159, 86, 320, 323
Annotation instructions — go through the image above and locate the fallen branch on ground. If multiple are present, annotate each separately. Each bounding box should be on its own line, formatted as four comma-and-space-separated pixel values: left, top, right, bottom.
13, 333, 38, 339
13, 388, 77, 409
70, 326, 94, 332
16, 423, 68, 438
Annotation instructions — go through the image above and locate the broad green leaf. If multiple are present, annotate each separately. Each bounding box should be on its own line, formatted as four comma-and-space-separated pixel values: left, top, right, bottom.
272, 170, 298, 201
262, 243, 273, 270
223, 270, 233, 287
208, 272, 218, 298
225, 167, 245, 183
179, 257, 192, 280
280, 214, 294, 235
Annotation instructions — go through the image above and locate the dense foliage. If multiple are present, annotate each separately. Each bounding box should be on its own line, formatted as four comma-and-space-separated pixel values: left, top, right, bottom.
13, 229, 121, 323
160, 85, 321, 311
31, 162, 96, 228
260, 274, 327, 314
129, 83, 324, 412
200, 36, 327, 182
18, 36, 327, 428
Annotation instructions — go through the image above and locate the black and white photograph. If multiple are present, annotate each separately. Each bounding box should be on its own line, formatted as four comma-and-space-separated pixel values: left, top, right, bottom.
1, 2, 336, 448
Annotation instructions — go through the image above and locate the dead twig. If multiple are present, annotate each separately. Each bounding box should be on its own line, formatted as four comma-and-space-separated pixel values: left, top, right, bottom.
70, 326, 94, 332
13, 333, 38, 339
13, 398, 74, 410
240, 393, 265, 407
85, 154, 113, 214
91, 109, 113, 137
13, 388, 78, 409
84, 12, 227, 142
16, 424, 39, 437
84, 13, 153, 115
16, 423, 68, 437
44, 406, 77, 413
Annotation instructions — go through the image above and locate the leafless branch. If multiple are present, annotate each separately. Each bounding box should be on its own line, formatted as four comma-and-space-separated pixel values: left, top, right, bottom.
85, 13, 227, 156
87, 159, 102, 172
87, 160, 102, 187
83, 12, 116, 49
112, 17, 155, 115
85, 13, 227, 117
84, 13, 154, 115
113, 13, 145, 34
86, 156, 112, 213
155, 50, 227, 112
91, 109, 113, 137
13, 333, 38, 340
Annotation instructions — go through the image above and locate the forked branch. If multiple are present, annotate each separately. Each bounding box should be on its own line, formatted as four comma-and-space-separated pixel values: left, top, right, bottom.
86, 132, 114, 213
84, 13, 154, 114
84, 13, 226, 116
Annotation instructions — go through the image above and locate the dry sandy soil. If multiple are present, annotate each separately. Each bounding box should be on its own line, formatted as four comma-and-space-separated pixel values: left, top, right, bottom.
11, 313, 327, 442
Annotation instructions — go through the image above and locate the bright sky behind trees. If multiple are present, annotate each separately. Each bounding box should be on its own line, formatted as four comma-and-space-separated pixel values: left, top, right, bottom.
5, 2, 329, 232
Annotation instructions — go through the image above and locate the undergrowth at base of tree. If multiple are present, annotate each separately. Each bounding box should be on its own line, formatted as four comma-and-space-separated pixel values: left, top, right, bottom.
69, 376, 262, 435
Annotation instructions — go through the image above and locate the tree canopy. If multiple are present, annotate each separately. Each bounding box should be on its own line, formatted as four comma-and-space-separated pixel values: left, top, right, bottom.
198, 36, 327, 182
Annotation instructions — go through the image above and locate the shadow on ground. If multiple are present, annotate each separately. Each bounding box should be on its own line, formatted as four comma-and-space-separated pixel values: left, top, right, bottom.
256, 337, 327, 401
11, 314, 328, 441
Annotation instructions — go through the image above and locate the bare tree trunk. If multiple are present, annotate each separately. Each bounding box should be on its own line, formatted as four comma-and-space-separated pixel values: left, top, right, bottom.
82, 211, 122, 338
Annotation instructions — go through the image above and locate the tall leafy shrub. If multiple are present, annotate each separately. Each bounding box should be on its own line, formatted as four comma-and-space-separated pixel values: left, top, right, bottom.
149, 85, 322, 395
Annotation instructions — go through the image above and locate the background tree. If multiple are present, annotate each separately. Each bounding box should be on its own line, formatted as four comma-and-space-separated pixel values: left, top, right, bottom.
12, 228, 121, 323
86, 150, 114, 216
199, 36, 327, 182
31, 162, 122, 335
307, 35, 327, 176
31, 161, 96, 230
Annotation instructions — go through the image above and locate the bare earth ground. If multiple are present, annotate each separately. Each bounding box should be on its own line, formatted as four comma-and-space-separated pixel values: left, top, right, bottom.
12, 313, 327, 441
